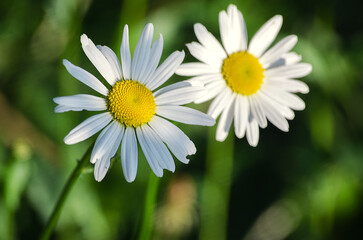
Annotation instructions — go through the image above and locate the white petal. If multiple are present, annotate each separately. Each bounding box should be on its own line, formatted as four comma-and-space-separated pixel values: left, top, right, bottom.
194, 79, 226, 104
155, 85, 207, 106
147, 51, 185, 90
246, 117, 259, 147
176, 62, 219, 76
120, 25, 132, 79
53, 94, 106, 113
131, 23, 154, 82
81, 34, 116, 85
264, 63, 312, 79
256, 92, 289, 132
121, 127, 138, 182
149, 116, 195, 164
153, 81, 194, 97
142, 124, 175, 172
234, 95, 249, 138
140, 34, 163, 85
248, 15, 283, 58
194, 23, 227, 59
156, 105, 215, 126
216, 94, 236, 141
265, 52, 302, 69
90, 120, 124, 164
187, 73, 223, 85
207, 87, 233, 119
259, 35, 298, 65
94, 155, 110, 182
186, 42, 223, 67
64, 112, 112, 145
97, 45, 122, 81
248, 95, 267, 128
63, 60, 108, 96
259, 90, 295, 120
265, 78, 309, 94
262, 85, 306, 110
136, 127, 163, 177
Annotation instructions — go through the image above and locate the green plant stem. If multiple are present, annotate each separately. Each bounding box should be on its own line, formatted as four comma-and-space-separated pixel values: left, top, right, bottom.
199, 127, 234, 240
40, 144, 93, 240
138, 173, 160, 240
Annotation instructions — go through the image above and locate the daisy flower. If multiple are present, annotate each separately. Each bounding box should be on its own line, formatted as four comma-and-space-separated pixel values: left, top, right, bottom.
54, 23, 215, 182
176, 4, 312, 146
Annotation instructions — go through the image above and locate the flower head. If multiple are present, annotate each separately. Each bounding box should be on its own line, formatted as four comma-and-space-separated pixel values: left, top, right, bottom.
54, 23, 215, 182
177, 4, 312, 146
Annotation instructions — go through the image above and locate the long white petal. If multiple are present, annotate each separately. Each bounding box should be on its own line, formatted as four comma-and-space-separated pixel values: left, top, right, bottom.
262, 85, 306, 110
246, 116, 259, 147
81, 34, 116, 85
64, 112, 112, 145
142, 124, 175, 172
155, 85, 207, 106
265, 78, 309, 94
121, 127, 138, 182
234, 95, 249, 138
90, 120, 124, 164
153, 81, 195, 97
156, 105, 215, 126
194, 79, 226, 104
186, 42, 223, 67
248, 15, 283, 58
136, 127, 163, 177
259, 90, 295, 120
141, 34, 163, 85
264, 52, 302, 69
120, 25, 132, 79
54, 94, 106, 113
248, 95, 267, 128
147, 51, 185, 90
62, 60, 108, 96
216, 94, 236, 141
264, 63, 312, 78
94, 155, 110, 182
149, 116, 195, 164
132, 23, 154, 82
97, 45, 122, 81
259, 35, 298, 65
194, 23, 227, 59
176, 62, 219, 76
207, 87, 233, 119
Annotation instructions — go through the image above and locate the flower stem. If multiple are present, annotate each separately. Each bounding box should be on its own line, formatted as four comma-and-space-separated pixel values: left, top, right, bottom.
199, 127, 234, 240
138, 173, 160, 240
40, 144, 93, 240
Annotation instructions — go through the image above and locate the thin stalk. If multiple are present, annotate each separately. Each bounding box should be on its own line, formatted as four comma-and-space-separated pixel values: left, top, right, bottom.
138, 173, 160, 240
40, 144, 93, 240
199, 127, 234, 240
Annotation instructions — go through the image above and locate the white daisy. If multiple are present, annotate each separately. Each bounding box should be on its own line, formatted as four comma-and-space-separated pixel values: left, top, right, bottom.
54, 23, 215, 182
176, 4, 312, 146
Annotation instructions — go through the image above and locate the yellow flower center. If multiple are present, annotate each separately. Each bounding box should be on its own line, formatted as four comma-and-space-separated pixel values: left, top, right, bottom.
107, 80, 156, 127
222, 51, 264, 96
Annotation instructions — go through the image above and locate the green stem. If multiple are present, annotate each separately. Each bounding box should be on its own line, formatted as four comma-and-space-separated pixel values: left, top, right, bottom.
199, 127, 234, 240
40, 144, 93, 240
138, 173, 160, 240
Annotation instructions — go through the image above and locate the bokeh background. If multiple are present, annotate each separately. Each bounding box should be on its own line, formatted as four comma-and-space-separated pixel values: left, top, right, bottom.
1, 0, 362, 239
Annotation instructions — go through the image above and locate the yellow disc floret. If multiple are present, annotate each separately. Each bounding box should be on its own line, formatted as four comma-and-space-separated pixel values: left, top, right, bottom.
107, 80, 156, 127
222, 51, 264, 96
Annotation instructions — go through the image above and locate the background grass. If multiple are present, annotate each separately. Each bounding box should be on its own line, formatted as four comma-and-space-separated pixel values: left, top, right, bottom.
1, 0, 363, 239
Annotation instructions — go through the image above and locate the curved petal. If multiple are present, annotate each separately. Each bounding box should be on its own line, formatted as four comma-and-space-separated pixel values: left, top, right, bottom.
246, 116, 259, 147
207, 87, 233, 119
97, 45, 122, 81
140, 34, 163, 85
81, 34, 116, 85
194, 23, 227, 59
262, 85, 306, 110
176, 62, 219, 76
259, 35, 298, 65
156, 105, 215, 126
264, 52, 302, 69
132, 23, 154, 82
265, 78, 309, 94
149, 116, 195, 164
147, 50, 185, 90
62, 60, 108, 96
121, 127, 138, 182
248, 95, 267, 128
248, 15, 283, 58
264, 63, 312, 78
234, 95, 249, 138
54, 94, 106, 113
194, 79, 226, 104
90, 120, 124, 164
155, 85, 207, 106
216, 94, 236, 141
120, 25, 132, 79
136, 127, 163, 177
94, 155, 111, 182
64, 112, 113, 145
186, 42, 223, 67
259, 90, 295, 120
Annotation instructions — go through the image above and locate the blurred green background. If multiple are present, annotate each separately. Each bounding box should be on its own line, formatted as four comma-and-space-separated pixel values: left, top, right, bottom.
1, 0, 362, 239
